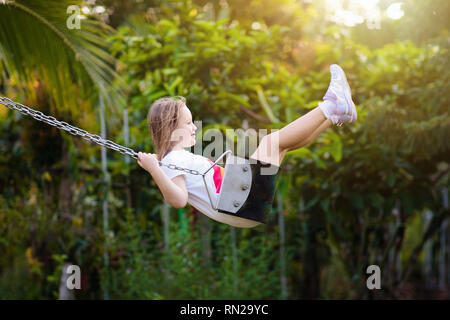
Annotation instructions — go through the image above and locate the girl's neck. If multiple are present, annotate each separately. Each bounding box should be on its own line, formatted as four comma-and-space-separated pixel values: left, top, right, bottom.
171, 144, 185, 151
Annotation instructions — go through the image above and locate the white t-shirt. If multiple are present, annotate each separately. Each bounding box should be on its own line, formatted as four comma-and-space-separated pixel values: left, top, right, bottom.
160, 149, 260, 228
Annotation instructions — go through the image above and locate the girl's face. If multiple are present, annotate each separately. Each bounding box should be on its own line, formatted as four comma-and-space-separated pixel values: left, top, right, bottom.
171, 105, 197, 149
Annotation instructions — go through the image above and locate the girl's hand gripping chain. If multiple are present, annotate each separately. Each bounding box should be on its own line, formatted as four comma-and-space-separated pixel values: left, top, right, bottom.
137, 151, 160, 173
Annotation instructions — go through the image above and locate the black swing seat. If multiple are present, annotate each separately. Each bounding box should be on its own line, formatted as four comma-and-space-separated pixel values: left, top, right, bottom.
203, 151, 280, 224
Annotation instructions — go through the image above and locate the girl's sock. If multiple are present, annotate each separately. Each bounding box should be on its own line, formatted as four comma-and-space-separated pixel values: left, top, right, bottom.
318, 100, 337, 120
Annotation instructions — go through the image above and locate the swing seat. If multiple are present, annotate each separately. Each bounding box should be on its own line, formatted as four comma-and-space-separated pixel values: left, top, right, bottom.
203, 151, 280, 224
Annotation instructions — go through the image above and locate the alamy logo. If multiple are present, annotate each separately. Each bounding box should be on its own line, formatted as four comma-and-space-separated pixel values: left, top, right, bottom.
66, 264, 81, 290
66, 5, 81, 30
366, 265, 381, 290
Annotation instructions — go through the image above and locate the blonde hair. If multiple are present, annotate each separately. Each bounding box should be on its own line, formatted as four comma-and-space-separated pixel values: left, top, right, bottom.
147, 96, 186, 160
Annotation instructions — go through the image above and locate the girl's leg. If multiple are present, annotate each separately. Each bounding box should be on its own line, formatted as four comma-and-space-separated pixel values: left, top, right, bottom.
286, 118, 332, 150
277, 107, 328, 150
250, 107, 329, 166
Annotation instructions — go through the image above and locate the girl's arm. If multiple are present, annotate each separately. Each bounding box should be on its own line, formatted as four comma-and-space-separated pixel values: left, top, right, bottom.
148, 167, 188, 208
137, 152, 188, 208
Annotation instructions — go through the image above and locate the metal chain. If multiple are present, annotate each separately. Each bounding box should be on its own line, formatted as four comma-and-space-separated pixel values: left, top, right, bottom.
0, 96, 202, 176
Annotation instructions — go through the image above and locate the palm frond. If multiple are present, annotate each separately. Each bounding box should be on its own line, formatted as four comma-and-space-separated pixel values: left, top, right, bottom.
0, 0, 128, 117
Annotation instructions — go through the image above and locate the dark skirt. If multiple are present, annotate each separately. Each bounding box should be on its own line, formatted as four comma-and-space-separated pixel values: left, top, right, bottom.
217, 158, 280, 224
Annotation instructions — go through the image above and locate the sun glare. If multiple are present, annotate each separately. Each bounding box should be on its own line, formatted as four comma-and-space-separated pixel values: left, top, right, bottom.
386, 3, 405, 20
324, 0, 404, 29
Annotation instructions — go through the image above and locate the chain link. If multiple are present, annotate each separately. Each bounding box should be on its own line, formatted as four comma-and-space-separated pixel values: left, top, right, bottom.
0, 96, 203, 176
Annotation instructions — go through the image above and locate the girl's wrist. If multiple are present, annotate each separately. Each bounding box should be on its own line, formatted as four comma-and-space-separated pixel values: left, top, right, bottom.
147, 163, 161, 175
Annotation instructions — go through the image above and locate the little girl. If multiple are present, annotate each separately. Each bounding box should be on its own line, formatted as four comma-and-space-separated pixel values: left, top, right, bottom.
137, 64, 357, 228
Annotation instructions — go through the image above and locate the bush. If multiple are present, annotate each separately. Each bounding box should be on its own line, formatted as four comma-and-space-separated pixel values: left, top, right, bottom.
104, 210, 282, 299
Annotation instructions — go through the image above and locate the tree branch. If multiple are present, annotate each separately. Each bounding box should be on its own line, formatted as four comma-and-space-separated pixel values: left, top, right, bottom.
239, 104, 272, 124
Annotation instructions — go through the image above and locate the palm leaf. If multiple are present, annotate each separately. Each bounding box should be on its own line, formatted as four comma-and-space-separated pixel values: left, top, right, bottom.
0, 0, 128, 117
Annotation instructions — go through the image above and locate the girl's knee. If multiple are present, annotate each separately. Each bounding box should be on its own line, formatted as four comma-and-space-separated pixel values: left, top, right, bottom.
261, 132, 287, 154
251, 133, 286, 167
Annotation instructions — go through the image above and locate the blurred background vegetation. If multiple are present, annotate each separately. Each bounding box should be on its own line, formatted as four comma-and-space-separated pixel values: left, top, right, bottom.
0, 0, 448, 299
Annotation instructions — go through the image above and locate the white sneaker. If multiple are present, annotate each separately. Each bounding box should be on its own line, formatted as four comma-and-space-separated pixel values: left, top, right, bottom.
319, 64, 357, 126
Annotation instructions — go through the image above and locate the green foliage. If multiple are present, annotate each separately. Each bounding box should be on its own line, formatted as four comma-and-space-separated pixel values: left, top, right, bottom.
46, 254, 69, 299
0, 194, 72, 298
0, 0, 125, 113
0, 255, 43, 299
105, 211, 282, 299
107, 12, 298, 137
